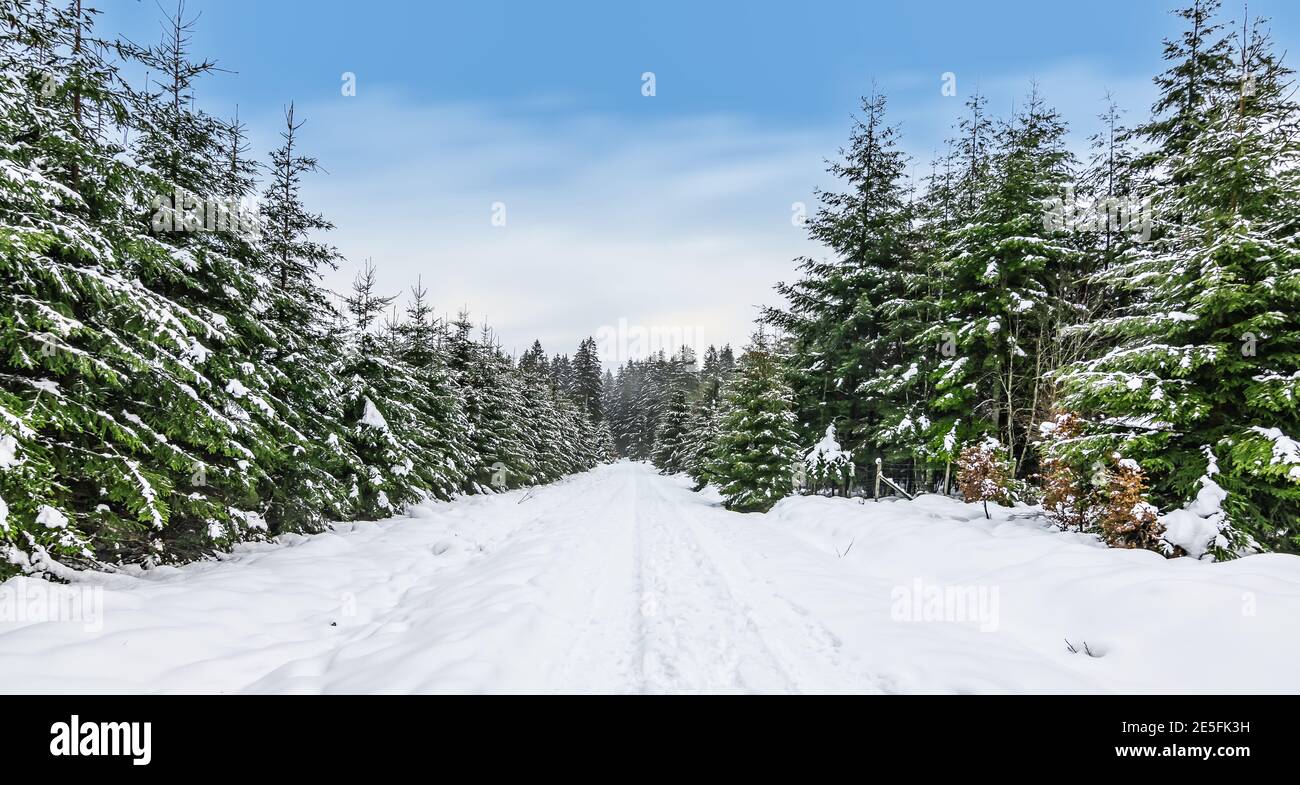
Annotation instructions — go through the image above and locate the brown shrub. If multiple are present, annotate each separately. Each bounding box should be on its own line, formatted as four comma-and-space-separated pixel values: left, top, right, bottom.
1100, 457, 1164, 551
957, 438, 1012, 519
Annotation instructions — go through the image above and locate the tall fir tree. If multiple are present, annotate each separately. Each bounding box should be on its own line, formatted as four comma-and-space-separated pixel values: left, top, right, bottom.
1058, 5, 1300, 555
708, 332, 801, 512
651, 387, 690, 474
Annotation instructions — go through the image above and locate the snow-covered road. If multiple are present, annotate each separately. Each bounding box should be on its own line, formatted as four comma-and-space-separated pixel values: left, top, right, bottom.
3, 461, 1298, 693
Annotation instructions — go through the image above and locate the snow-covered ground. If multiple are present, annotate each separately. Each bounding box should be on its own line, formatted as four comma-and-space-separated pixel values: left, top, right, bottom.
2, 461, 1297, 694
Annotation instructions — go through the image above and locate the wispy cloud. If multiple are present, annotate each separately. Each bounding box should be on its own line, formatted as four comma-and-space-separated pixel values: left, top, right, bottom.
236, 57, 1158, 363
245, 90, 837, 360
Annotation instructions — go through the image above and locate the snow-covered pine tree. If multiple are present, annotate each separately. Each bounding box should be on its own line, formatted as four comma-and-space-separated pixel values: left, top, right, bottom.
651, 387, 690, 474
901, 95, 1000, 479
802, 424, 855, 496
571, 336, 603, 423
930, 88, 1079, 480
0, 1, 611, 580
519, 343, 566, 483
550, 393, 591, 476
1058, 4, 1300, 555
461, 328, 534, 492
766, 92, 917, 467
708, 331, 801, 512
110, 0, 290, 556
391, 279, 473, 500
255, 103, 363, 531
681, 393, 722, 491
628, 353, 669, 460
666, 344, 699, 399
339, 259, 437, 519
613, 360, 647, 457
548, 353, 573, 400
718, 344, 736, 376
121, 1, 227, 194
516, 338, 605, 480
0, 1, 283, 573
592, 417, 619, 463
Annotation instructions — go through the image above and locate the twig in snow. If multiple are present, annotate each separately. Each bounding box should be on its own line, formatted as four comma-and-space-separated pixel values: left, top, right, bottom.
1065, 638, 1101, 657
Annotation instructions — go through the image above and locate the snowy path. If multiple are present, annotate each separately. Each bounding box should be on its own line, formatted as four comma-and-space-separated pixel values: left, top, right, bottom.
2, 461, 1299, 694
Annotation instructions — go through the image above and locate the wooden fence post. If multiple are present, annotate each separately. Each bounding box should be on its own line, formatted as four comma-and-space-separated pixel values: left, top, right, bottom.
874, 457, 882, 501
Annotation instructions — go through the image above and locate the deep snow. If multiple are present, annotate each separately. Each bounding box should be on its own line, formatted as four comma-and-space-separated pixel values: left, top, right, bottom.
1, 461, 1297, 694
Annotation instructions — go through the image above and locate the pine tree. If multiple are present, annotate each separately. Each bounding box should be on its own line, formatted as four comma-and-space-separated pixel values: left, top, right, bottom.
121, 0, 226, 194
393, 279, 473, 500
708, 332, 801, 512
0, 1, 612, 580
766, 92, 916, 462
930, 88, 1079, 479
651, 387, 690, 474
0, 0, 283, 570
461, 328, 535, 491
254, 103, 360, 532
681, 394, 723, 491
571, 336, 603, 422
340, 260, 428, 518
1058, 5, 1300, 555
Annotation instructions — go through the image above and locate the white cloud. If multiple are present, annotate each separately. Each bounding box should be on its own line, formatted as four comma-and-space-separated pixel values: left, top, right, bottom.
247, 90, 837, 362
237, 58, 1157, 365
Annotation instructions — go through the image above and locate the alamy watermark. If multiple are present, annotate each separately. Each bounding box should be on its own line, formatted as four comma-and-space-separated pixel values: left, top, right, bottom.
50, 715, 151, 766
890, 578, 999, 632
150, 188, 261, 239
594, 318, 704, 365
0, 581, 104, 632
1042, 185, 1152, 242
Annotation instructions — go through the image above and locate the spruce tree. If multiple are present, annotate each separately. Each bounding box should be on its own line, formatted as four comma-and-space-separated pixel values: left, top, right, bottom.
255, 103, 360, 531
393, 279, 473, 500
651, 387, 690, 474
681, 394, 723, 491
766, 92, 915, 459
708, 332, 801, 512
929, 88, 1079, 477
1058, 6, 1300, 555
571, 336, 603, 422
0, 0, 282, 569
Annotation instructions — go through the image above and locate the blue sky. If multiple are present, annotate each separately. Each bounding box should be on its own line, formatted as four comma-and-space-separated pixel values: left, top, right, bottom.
104, 0, 1300, 362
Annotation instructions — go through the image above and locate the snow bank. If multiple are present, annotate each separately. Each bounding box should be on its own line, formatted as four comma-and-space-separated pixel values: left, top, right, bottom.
761, 490, 1300, 692
0, 463, 1296, 694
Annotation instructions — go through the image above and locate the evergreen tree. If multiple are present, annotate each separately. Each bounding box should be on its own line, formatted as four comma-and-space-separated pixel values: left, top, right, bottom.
0, 1, 611, 580
463, 329, 534, 492
1058, 6, 1300, 555
394, 279, 473, 500
651, 387, 690, 474
929, 88, 1079, 477
766, 92, 915, 458
571, 336, 603, 422
0, 0, 280, 569
708, 332, 801, 512
681, 393, 723, 491
255, 103, 360, 531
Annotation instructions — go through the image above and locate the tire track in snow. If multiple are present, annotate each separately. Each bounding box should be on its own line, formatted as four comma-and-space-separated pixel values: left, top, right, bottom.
633, 471, 800, 694
638, 472, 888, 694
546, 466, 647, 693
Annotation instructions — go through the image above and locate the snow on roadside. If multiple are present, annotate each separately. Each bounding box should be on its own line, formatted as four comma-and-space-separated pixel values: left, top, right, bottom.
0, 462, 1297, 694
756, 490, 1300, 693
